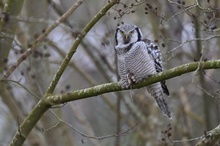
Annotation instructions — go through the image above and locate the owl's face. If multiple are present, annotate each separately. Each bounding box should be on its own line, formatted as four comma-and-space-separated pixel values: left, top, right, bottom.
115, 24, 143, 46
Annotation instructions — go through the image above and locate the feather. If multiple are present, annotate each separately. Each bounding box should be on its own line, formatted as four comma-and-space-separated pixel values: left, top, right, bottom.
143, 39, 170, 96
115, 24, 172, 118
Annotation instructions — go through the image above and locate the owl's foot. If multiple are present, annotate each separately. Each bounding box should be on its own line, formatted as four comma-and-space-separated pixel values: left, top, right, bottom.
127, 72, 135, 84
118, 73, 135, 89
119, 79, 130, 89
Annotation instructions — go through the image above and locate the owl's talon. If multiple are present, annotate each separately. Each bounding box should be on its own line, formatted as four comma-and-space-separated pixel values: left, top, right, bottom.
127, 72, 135, 82
131, 76, 136, 82
119, 79, 130, 89
127, 72, 136, 88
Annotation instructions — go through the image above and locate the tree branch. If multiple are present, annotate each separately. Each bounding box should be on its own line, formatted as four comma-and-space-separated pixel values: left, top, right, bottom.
3, 0, 83, 78
195, 124, 220, 146
45, 60, 220, 104
8, 59, 220, 146
45, 0, 117, 94
9, 1, 117, 145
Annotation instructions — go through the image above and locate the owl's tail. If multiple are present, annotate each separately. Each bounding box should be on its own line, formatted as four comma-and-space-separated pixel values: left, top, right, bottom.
147, 83, 172, 119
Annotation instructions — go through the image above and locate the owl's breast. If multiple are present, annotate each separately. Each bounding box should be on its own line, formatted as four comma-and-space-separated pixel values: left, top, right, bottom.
125, 41, 156, 81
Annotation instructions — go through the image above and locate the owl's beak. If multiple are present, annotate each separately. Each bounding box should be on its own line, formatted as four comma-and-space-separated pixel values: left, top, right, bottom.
123, 35, 130, 44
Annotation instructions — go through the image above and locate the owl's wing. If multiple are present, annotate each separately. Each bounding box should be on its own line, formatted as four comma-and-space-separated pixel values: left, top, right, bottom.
143, 39, 170, 96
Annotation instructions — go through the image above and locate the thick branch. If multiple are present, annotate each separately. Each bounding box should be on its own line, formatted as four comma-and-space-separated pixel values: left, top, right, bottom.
45, 60, 220, 105
9, 1, 117, 145
45, 0, 117, 94
9, 100, 51, 146
9, 59, 220, 146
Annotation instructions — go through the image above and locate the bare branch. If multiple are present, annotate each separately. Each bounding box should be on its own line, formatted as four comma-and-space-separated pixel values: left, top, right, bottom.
8, 1, 118, 145
45, 60, 220, 105
196, 124, 220, 146
49, 109, 139, 141
7, 59, 220, 146
45, 0, 117, 94
167, 35, 220, 54
168, 124, 220, 145
3, 0, 83, 78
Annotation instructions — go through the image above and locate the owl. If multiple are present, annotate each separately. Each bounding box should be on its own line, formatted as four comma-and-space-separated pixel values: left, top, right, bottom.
115, 24, 171, 118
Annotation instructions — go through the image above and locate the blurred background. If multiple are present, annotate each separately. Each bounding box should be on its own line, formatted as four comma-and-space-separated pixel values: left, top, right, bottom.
0, 0, 220, 145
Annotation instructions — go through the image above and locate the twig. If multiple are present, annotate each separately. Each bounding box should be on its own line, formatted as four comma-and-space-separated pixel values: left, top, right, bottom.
0, 79, 40, 100
171, 136, 203, 144
170, 125, 220, 145
165, 1, 197, 23
195, 124, 220, 146
41, 122, 60, 132
45, 0, 117, 94
3, 0, 83, 78
9, 1, 118, 146
49, 109, 139, 140
166, 35, 220, 54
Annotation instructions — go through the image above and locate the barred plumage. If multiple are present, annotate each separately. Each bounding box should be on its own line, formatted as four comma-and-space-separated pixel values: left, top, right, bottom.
115, 24, 171, 118
144, 39, 170, 96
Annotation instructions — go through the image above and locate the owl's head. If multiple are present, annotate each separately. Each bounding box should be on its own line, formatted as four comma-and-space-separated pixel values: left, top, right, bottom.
115, 24, 143, 46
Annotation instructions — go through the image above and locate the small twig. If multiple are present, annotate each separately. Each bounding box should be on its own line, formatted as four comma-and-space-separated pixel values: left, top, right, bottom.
45, 0, 117, 94
0, 15, 76, 33
166, 0, 214, 25
3, 0, 83, 78
202, 70, 220, 85
171, 136, 203, 144
195, 124, 220, 146
194, 0, 215, 12
0, 79, 40, 100
165, 2, 197, 23
192, 80, 216, 99
49, 109, 139, 140
41, 122, 60, 132
166, 34, 220, 54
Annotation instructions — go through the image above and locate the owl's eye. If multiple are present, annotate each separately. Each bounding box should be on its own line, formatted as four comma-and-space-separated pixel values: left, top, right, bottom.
130, 31, 134, 35
120, 30, 124, 34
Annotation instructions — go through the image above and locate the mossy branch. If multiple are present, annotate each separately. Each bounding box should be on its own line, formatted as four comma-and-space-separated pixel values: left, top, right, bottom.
45, 60, 220, 104
9, 1, 118, 146
46, 0, 117, 94
9, 59, 220, 146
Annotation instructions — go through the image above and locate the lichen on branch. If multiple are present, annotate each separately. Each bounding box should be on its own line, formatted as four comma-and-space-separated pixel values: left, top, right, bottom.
45, 60, 220, 105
